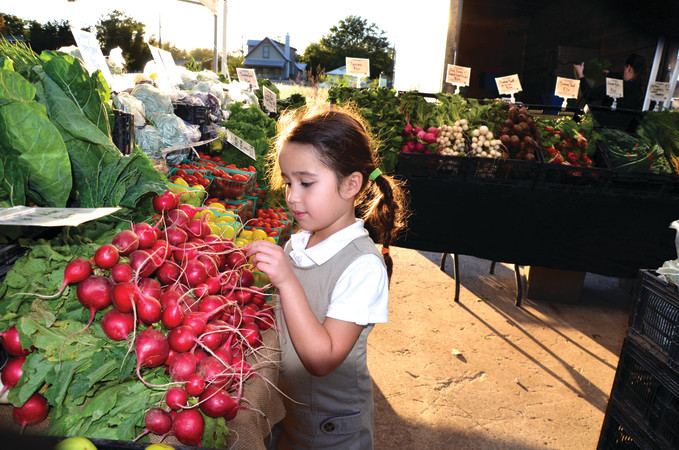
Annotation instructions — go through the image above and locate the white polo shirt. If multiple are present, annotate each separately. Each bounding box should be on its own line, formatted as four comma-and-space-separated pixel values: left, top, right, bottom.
285, 219, 389, 326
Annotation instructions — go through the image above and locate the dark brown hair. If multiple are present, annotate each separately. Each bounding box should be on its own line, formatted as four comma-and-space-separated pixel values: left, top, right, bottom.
270, 104, 409, 278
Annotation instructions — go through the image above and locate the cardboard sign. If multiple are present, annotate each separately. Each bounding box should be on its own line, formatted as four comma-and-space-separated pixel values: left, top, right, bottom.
148, 45, 181, 88
262, 86, 277, 113
0, 206, 120, 227
70, 27, 114, 87
345, 57, 370, 77
198, 0, 218, 15
236, 68, 258, 89
605, 78, 624, 99
226, 129, 256, 160
554, 77, 580, 99
648, 81, 670, 102
446, 64, 471, 86
495, 74, 522, 95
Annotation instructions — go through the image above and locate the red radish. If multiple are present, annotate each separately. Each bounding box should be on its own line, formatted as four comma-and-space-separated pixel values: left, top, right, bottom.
184, 218, 210, 239
233, 289, 252, 306
111, 263, 134, 283
13, 257, 92, 299
164, 348, 179, 367
135, 407, 173, 441
169, 352, 197, 382
112, 282, 138, 313
149, 239, 171, 266
226, 251, 246, 269
166, 386, 189, 410
76, 275, 113, 328
172, 408, 205, 446
12, 392, 48, 432
0, 356, 26, 395
133, 222, 158, 249
177, 203, 198, 220
173, 242, 199, 264
134, 328, 170, 374
94, 244, 120, 269
156, 261, 181, 285
180, 259, 208, 287
159, 289, 181, 309
164, 226, 189, 246
197, 356, 232, 389
112, 229, 140, 256
0, 325, 33, 357
199, 386, 237, 418
198, 295, 225, 314
255, 304, 275, 331
166, 208, 191, 229
182, 312, 208, 335
240, 321, 262, 348
137, 295, 162, 325
167, 325, 197, 353
197, 254, 219, 277
161, 302, 185, 329
239, 268, 254, 288
185, 373, 206, 396
129, 250, 157, 278
101, 309, 135, 341
153, 191, 180, 214
250, 288, 266, 308
138, 277, 162, 300
212, 346, 234, 367
240, 304, 259, 324
199, 322, 224, 350
193, 348, 208, 364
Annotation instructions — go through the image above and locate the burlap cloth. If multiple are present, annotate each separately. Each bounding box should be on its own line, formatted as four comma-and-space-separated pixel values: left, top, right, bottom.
0, 328, 285, 449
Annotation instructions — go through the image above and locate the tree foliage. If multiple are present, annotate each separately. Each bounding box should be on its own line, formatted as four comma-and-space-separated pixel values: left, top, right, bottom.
300, 15, 393, 80
95, 10, 150, 72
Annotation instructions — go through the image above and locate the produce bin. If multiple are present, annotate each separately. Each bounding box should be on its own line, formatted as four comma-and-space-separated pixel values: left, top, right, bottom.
629, 270, 679, 367
598, 397, 656, 449
112, 109, 134, 155
600, 335, 679, 449
173, 103, 210, 141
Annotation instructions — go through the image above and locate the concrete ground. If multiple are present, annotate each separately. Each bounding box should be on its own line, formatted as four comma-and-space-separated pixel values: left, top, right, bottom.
369, 247, 636, 449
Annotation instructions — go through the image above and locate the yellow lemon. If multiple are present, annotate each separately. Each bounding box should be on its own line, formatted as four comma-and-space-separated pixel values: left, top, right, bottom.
252, 229, 268, 241
216, 214, 236, 223
55, 437, 98, 450
191, 184, 205, 191
265, 236, 277, 244
145, 444, 176, 450
220, 225, 236, 240
174, 178, 189, 187
235, 238, 249, 247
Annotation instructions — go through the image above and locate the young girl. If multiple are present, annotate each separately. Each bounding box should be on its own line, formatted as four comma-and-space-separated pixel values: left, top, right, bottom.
246, 105, 407, 449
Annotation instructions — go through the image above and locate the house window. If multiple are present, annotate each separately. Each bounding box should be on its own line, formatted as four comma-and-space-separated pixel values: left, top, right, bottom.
263, 46, 270, 59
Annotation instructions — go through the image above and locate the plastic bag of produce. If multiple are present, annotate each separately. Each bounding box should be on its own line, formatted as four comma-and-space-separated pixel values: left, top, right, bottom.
656, 220, 679, 287
134, 124, 164, 160
131, 83, 174, 114
147, 112, 201, 148
112, 92, 146, 128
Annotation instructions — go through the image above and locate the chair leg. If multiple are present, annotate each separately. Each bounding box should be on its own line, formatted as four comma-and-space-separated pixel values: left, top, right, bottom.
490, 261, 496, 274
440, 252, 448, 271
453, 253, 460, 302
514, 264, 523, 307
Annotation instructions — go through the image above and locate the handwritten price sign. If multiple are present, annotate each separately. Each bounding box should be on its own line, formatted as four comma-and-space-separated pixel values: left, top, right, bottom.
446, 64, 471, 86
226, 129, 256, 160
345, 57, 370, 77
555, 77, 580, 99
495, 74, 522, 95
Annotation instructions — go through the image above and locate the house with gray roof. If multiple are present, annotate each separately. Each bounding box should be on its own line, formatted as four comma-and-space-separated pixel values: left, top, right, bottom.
242, 34, 306, 82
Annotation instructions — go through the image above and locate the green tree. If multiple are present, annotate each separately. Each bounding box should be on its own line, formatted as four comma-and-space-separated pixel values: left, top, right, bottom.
95, 10, 150, 72
189, 47, 214, 71
300, 15, 393, 80
226, 51, 244, 79
27, 20, 75, 53
0, 14, 26, 38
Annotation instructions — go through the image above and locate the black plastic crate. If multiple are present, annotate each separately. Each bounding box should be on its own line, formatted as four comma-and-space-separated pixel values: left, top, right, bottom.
605, 171, 678, 199
630, 270, 679, 366
607, 336, 679, 448
598, 397, 654, 449
589, 105, 646, 133
536, 143, 612, 192
173, 103, 210, 127
396, 152, 465, 178
112, 109, 134, 155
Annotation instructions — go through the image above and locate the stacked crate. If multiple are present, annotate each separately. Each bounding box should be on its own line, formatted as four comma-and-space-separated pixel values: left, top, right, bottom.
598, 270, 679, 449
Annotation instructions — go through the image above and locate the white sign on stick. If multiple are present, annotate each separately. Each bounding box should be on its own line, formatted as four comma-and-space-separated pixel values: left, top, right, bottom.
554, 77, 580, 99
70, 27, 114, 86
495, 74, 522, 95
236, 68, 258, 90
0, 206, 120, 227
262, 86, 277, 113
226, 129, 256, 160
446, 64, 471, 86
345, 57, 370, 77
648, 81, 670, 102
605, 78, 624, 99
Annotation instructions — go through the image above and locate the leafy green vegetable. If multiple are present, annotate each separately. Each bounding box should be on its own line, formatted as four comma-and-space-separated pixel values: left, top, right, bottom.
0, 64, 72, 207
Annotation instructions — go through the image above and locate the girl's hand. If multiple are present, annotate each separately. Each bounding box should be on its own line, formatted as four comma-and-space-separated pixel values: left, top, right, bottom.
245, 240, 295, 288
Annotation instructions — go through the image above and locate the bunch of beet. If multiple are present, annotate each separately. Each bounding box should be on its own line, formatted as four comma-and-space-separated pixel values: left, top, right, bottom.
2, 190, 277, 446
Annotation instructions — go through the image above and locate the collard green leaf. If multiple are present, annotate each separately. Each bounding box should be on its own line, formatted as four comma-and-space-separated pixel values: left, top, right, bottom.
0, 67, 72, 206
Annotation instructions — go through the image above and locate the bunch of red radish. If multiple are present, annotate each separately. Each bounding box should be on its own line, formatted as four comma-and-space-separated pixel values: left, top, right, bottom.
1, 190, 276, 446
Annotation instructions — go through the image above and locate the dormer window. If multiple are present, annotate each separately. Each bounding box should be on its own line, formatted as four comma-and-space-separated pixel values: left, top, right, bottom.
263, 46, 270, 59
